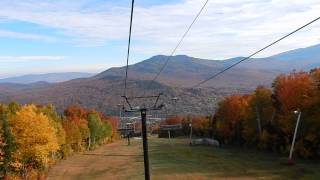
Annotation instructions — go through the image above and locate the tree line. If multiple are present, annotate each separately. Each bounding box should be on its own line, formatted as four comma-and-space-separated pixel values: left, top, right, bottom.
163, 68, 320, 158
0, 103, 118, 179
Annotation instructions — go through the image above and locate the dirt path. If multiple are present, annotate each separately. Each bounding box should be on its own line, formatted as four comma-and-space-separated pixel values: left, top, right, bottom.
46, 140, 144, 180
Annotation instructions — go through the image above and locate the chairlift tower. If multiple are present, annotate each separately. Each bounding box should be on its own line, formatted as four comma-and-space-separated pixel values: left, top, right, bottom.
122, 93, 164, 180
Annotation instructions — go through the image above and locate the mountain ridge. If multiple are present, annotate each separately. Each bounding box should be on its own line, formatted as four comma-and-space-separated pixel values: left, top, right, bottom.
0, 72, 95, 84
0, 43, 319, 115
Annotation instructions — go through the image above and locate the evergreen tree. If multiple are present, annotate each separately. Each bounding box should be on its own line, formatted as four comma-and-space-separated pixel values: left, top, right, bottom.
0, 110, 15, 177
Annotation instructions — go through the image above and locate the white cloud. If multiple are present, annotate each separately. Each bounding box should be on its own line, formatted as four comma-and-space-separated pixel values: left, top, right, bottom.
0, 30, 58, 42
0, 0, 319, 59
0, 56, 66, 62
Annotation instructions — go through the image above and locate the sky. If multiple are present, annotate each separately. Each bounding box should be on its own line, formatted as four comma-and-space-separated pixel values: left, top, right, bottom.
0, 0, 320, 78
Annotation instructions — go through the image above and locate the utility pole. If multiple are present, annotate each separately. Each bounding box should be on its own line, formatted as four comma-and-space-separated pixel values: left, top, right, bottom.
189, 119, 193, 145
126, 123, 131, 146
288, 110, 302, 163
172, 97, 179, 117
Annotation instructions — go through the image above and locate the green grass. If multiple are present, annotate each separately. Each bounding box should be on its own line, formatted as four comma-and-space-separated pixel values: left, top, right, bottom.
146, 137, 320, 180
47, 137, 320, 180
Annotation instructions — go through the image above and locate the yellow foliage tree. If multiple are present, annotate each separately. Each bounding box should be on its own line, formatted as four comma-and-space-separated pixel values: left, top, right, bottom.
38, 105, 66, 158
0, 127, 4, 171
9, 105, 59, 170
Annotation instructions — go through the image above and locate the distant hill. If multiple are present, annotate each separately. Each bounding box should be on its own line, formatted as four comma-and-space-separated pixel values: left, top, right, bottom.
97, 44, 320, 88
0, 72, 95, 84
0, 44, 319, 115
96, 55, 269, 88
237, 44, 320, 71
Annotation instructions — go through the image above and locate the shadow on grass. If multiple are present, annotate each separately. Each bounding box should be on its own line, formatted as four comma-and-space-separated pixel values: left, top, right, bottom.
146, 138, 320, 180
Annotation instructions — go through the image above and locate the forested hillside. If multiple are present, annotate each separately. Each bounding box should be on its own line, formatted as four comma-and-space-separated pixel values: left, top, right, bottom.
166, 68, 320, 158
0, 44, 319, 115
0, 103, 117, 179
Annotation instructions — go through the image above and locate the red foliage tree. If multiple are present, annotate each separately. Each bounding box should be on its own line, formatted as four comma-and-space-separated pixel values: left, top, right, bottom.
273, 71, 315, 113
63, 105, 89, 151
215, 95, 251, 144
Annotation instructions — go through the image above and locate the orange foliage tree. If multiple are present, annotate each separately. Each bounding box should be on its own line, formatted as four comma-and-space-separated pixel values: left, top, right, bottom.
213, 69, 320, 158
214, 95, 251, 144
63, 106, 89, 152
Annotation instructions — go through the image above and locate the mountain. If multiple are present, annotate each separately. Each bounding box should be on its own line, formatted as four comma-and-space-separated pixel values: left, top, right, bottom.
270, 44, 320, 62
96, 55, 270, 88
0, 44, 319, 115
98, 44, 320, 89
0, 72, 95, 84
238, 44, 320, 71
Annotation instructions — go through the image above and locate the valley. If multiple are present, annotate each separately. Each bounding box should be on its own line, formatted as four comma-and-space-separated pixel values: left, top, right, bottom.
0, 44, 319, 115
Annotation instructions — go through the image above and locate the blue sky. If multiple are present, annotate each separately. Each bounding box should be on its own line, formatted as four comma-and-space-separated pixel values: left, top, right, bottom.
0, 0, 320, 78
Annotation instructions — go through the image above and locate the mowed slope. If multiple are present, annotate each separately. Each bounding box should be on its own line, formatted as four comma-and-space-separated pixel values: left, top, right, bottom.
47, 138, 320, 180
47, 140, 144, 180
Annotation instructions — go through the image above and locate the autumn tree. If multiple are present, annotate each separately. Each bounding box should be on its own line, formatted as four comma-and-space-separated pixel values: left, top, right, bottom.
241, 86, 274, 146
87, 112, 108, 148
215, 95, 250, 145
273, 71, 315, 113
0, 102, 117, 178
272, 71, 318, 155
9, 105, 59, 177
191, 116, 211, 137
293, 69, 320, 157
105, 116, 118, 141
38, 105, 66, 158
7, 102, 20, 115
0, 127, 4, 179
213, 69, 320, 157
64, 106, 89, 151
62, 120, 82, 153
100, 122, 112, 142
